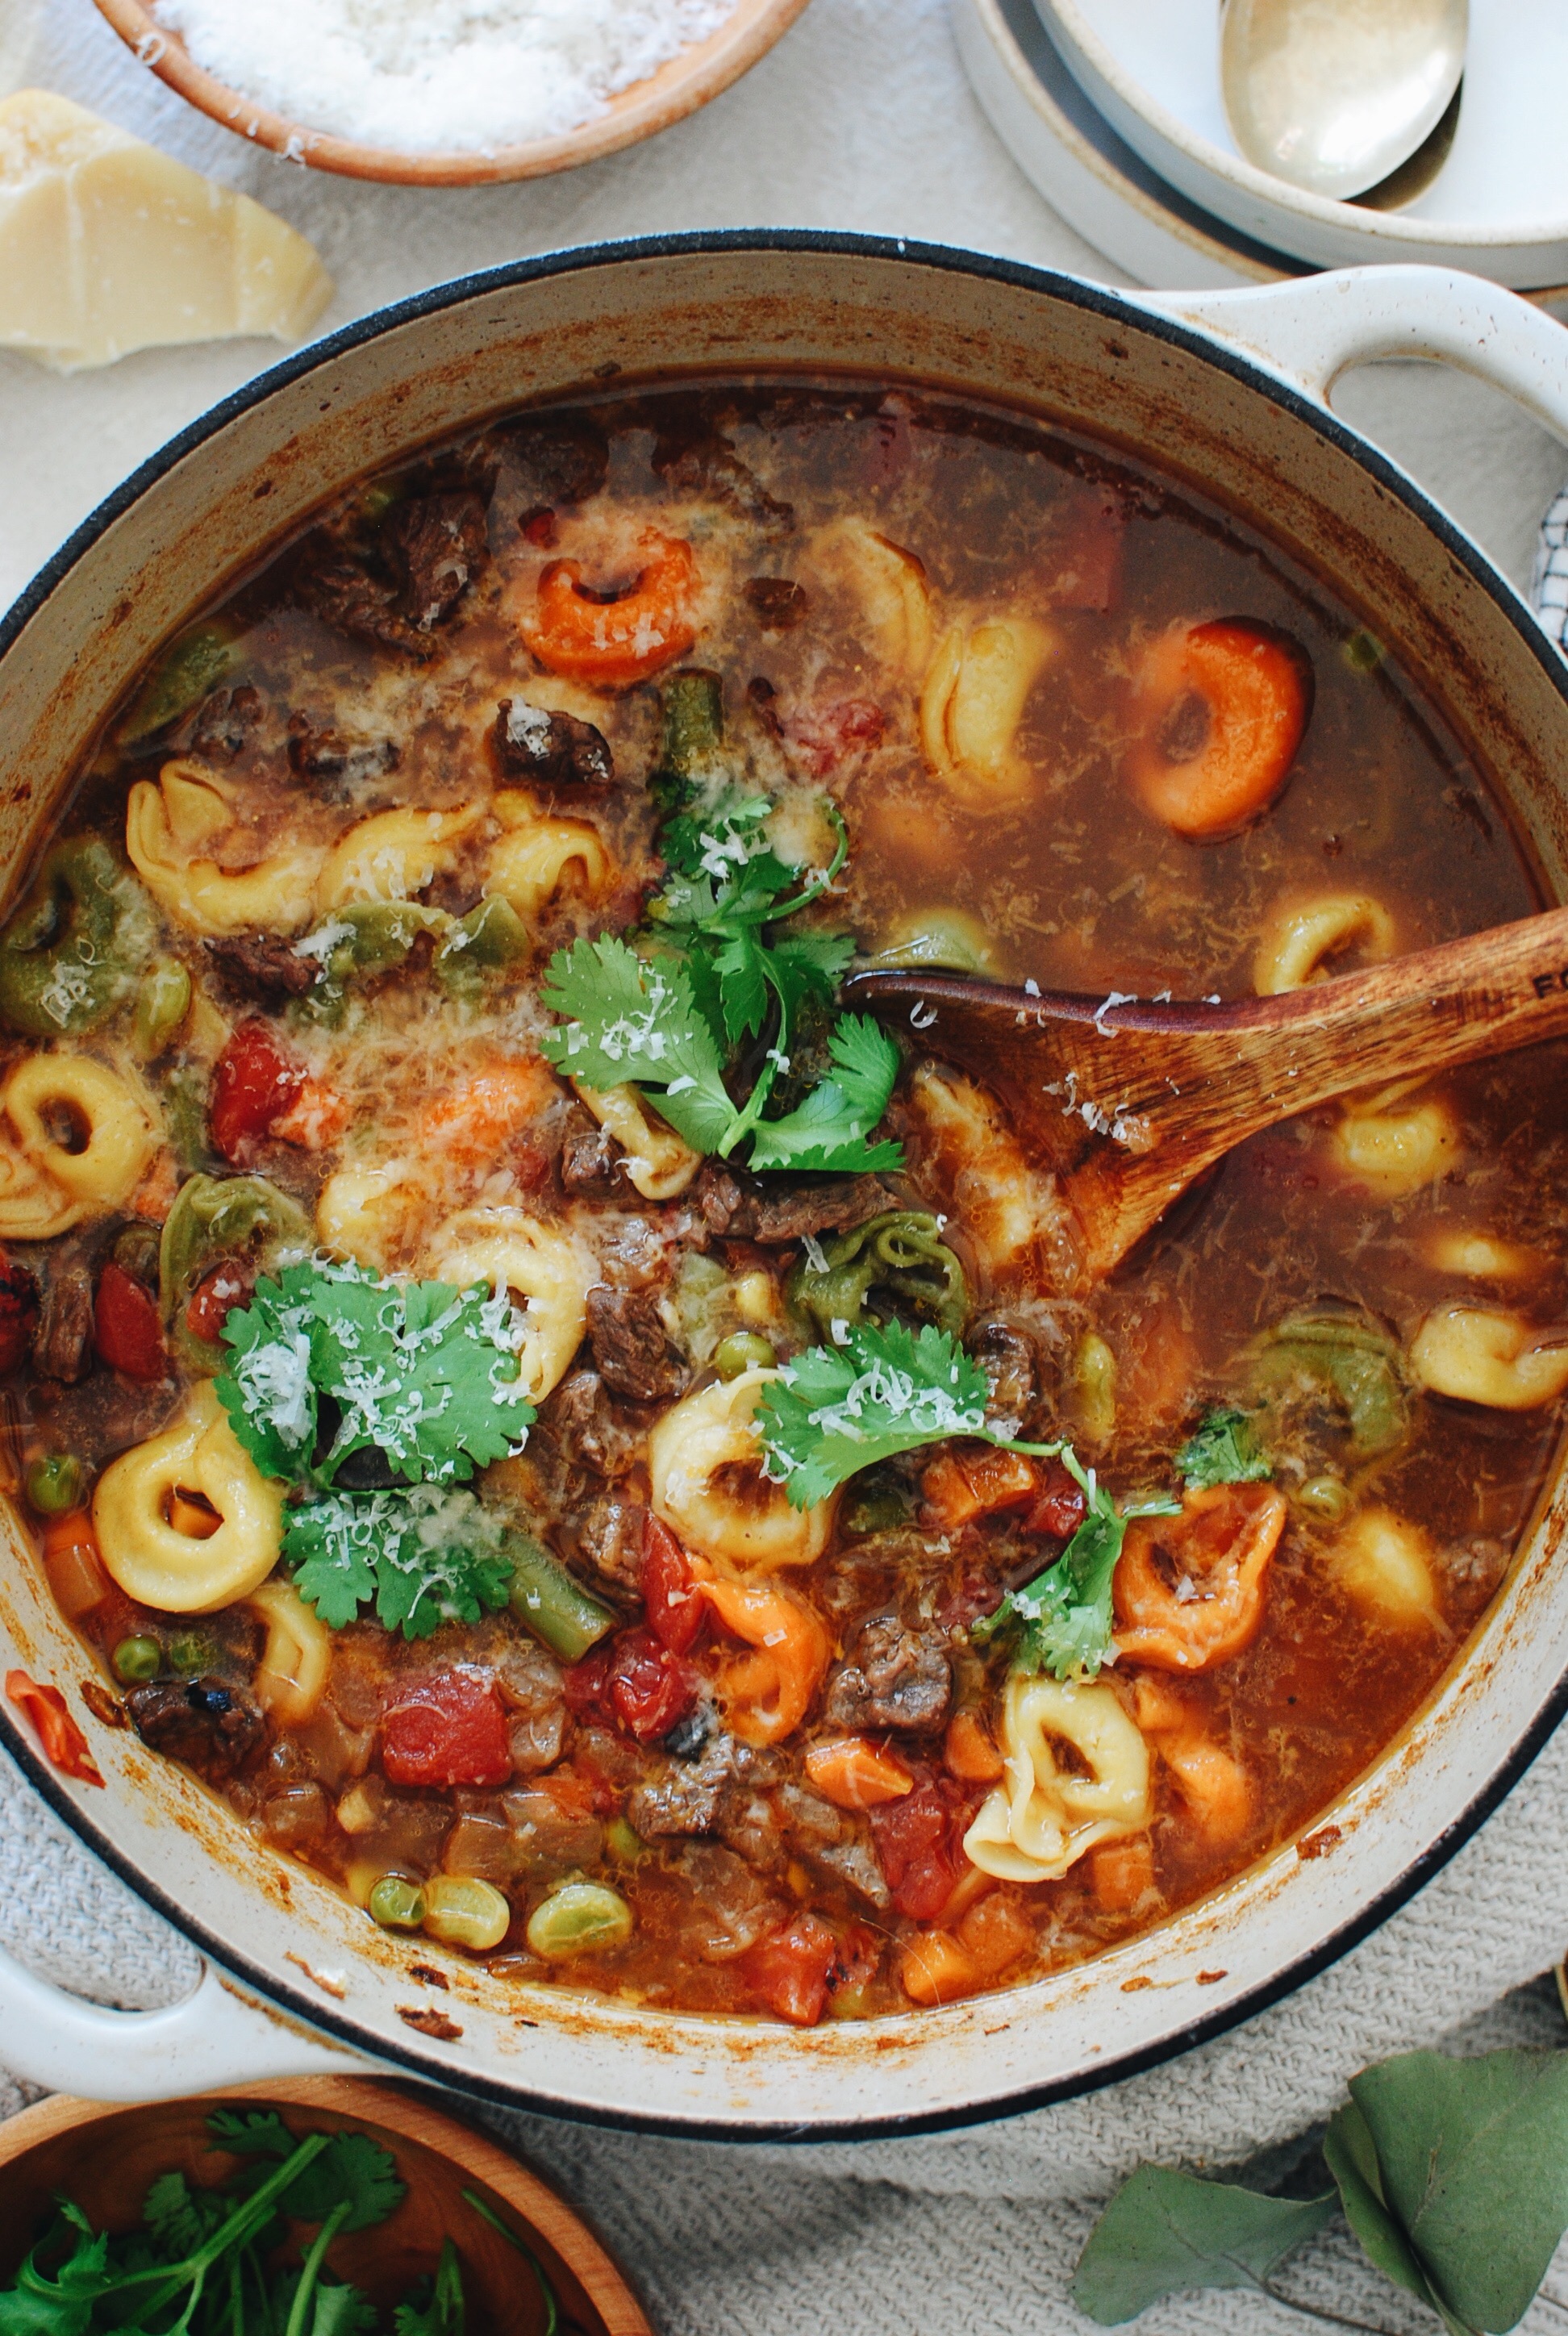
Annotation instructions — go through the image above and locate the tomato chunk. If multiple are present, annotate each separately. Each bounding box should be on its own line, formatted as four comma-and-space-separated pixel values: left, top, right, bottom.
609, 1627, 698, 1742
6, 1669, 103, 1785
209, 1020, 306, 1165
1025, 1458, 1088, 1541
94, 1261, 165, 1382
186, 1259, 256, 1348
742, 1913, 839, 2026
870, 1775, 974, 1921
641, 1515, 703, 1655
0, 1250, 38, 1374
382, 1668, 511, 1788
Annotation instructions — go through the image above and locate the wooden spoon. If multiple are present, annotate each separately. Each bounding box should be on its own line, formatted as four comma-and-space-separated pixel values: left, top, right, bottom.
845, 903, 1568, 1283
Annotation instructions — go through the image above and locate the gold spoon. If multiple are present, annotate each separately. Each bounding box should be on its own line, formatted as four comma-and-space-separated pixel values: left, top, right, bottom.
1220, 0, 1467, 201
846, 902, 1568, 1284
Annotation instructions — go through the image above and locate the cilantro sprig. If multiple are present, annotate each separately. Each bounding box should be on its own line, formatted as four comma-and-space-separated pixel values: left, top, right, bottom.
541, 792, 904, 1175
1176, 1404, 1272, 1490
972, 1450, 1179, 1681
285, 1484, 516, 1641
217, 1258, 535, 1491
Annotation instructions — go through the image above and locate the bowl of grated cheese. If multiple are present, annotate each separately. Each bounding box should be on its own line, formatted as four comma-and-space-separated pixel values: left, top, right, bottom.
92, 0, 813, 184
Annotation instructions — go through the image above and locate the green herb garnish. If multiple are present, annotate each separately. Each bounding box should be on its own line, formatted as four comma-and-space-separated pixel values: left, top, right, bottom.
1175, 1405, 1272, 1491
285, 1485, 517, 1641
972, 1450, 1179, 1681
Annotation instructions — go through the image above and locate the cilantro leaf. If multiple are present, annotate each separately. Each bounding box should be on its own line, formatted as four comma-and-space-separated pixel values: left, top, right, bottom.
286, 1486, 515, 1641
0, 2209, 112, 2336
392, 2239, 467, 2336
748, 1013, 904, 1173
217, 1262, 536, 1492
206, 2107, 295, 2160
539, 936, 736, 1152
756, 1319, 1054, 1509
973, 1454, 1179, 1680
280, 2132, 405, 2234
140, 2171, 227, 2260
1178, 1406, 1272, 1490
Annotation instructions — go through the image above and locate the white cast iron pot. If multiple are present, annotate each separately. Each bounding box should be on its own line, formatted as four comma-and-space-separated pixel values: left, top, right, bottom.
1, 242, 1566, 2136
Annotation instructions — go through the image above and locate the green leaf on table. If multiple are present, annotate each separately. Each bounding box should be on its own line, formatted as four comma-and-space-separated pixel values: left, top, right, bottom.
1323, 2100, 1463, 2334
1071, 2164, 1337, 2325
0, 2206, 113, 2336
206, 2109, 405, 2232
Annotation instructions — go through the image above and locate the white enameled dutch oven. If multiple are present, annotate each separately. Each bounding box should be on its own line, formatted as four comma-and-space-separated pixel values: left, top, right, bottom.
2, 240, 1568, 2137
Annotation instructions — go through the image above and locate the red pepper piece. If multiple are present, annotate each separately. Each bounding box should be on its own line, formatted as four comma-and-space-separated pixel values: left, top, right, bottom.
0, 1251, 39, 1374
742, 1914, 840, 2026
6, 1669, 103, 1785
94, 1262, 166, 1382
382, 1667, 511, 1789
641, 1515, 704, 1656
209, 1020, 306, 1166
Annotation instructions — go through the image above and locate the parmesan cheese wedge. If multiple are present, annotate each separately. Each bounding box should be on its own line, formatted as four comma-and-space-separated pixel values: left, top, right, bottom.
0, 89, 332, 370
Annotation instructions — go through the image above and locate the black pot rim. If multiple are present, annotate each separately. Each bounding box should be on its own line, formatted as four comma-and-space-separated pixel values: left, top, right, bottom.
3, 227, 1565, 2144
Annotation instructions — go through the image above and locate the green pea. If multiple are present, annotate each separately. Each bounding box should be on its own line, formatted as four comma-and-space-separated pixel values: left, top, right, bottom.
525, 1881, 633, 1961
1072, 1332, 1117, 1447
506, 1532, 615, 1665
435, 896, 528, 1001
167, 1629, 217, 1676
131, 957, 192, 1059
648, 669, 724, 815
369, 1875, 427, 1932
605, 1817, 644, 1863
1298, 1474, 1351, 1522
112, 1635, 162, 1683
116, 624, 236, 750
714, 1332, 776, 1380
26, 1454, 85, 1516
423, 1875, 511, 1952
0, 838, 155, 1038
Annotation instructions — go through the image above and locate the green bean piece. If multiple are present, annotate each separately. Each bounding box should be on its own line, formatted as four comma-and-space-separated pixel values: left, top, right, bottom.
160, 1172, 313, 1372
506, 1533, 615, 1664
116, 624, 236, 750
111, 1635, 162, 1683
369, 1875, 427, 1932
648, 668, 725, 815
131, 957, 193, 1059
1071, 1331, 1117, 1448
26, 1453, 86, 1516
1247, 1304, 1411, 1463
161, 1063, 214, 1176
788, 1208, 969, 1345
714, 1331, 776, 1380
167, 1628, 219, 1675
525, 1880, 633, 1960
434, 895, 529, 1001
0, 837, 155, 1037
605, 1816, 644, 1863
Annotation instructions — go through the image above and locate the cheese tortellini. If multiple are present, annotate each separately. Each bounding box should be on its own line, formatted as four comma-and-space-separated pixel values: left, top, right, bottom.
127, 761, 325, 936
811, 518, 933, 679
425, 1205, 595, 1404
649, 1369, 835, 1572
94, 1382, 285, 1612
908, 1062, 1074, 1284
1410, 1305, 1568, 1411
317, 803, 484, 909
964, 1674, 1151, 1882
1329, 1078, 1458, 1197
573, 1080, 700, 1200
1328, 1506, 1440, 1629
315, 1162, 423, 1274
486, 796, 610, 921
248, 1579, 332, 1726
920, 615, 1055, 808
0, 1053, 158, 1238
1253, 891, 1395, 995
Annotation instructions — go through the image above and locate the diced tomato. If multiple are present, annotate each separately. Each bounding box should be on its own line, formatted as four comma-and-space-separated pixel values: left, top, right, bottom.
786, 698, 886, 781
641, 1516, 704, 1655
870, 1775, 975, 1921
382, 1667, 511, 1789
1049, 487, 1124, 612
186, 1260, 256, 1348
1025, 1458, 1088, 1542
609, 1627, 698, 1743
94, 1262, 165, 1382
209, 1020, 306, 1165
742, 1913, 839, 2027
0, 1250, 38, 1374
6, 1669, 103, 1786
562, 1641, 615, 1725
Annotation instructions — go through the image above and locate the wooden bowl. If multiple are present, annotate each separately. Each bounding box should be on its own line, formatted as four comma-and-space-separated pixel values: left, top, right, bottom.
90, 0, 813, 184
0, 2078, 652, 2334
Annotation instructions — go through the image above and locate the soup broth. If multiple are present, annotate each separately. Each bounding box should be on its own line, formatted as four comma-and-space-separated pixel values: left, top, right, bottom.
2, 378, 1562, 2025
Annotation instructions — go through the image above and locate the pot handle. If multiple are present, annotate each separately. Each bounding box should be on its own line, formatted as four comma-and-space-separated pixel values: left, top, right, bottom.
0, 1938, 374, 2100
1143, 265, 1568, 446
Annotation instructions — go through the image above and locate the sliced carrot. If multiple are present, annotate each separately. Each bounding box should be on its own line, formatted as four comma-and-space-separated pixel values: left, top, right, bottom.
944, 1708, 1005, 1784
921, 1445, 1037, 1532
6, 1669, 103, 1785
804, 1734, 913, 1810
899, 1929, 979, 2007
520, 531, 699, 686
1089, 1834, 1156, 1913
1129, 618, 1312, 841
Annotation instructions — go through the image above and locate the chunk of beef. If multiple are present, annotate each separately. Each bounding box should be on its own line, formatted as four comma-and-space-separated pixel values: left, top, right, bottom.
507, 416, 610, 518
694, 1160, 897, 1245
560, 1119, 624, 1198
973, 1320, 1040, 1432
585, 1284, 688, 1403
33, 1262, 94, 1385
565, 1490, 646, 1591
286, 715, 400, 787
188, 683, 264, 765
775, 1781, 891, 1908
126, 1675, 265, 1779
653, 435, 794, 532
204, 932, 317, 1006
814, 1836, 892, 1908
493, 699, 613, 788
541, 1370, 654, 1480
743, 576, 808, 631
628, 1730, 736, 1839
673, 1841, 784, 1960
503, 1783, 602, 1869
494, 1638, 568, 1773
824, 1614, 953, 1734
385, 491, 489, 632
297, 555, 433, 660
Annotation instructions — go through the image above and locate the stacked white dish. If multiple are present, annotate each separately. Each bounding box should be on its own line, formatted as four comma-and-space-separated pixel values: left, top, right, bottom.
953, 0, 1568, 295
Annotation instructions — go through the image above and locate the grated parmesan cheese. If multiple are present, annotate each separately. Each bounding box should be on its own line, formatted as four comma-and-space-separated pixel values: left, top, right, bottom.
150, 0, 741, 154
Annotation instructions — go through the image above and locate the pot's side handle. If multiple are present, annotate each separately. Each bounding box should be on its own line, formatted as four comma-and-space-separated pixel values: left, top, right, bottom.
0, 1940, 373, 2100
1142, 266, 1568, 446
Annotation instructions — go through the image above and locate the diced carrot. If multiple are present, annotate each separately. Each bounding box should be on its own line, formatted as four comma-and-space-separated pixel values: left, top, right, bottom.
168, 1490, 221, 1541
273, 1076, 349, 1151
803, 1734, 913, 1810
955, 1890, 1034, 1979
1090, 1834, 1157, 1913
42, 1511, 109, 1619
944, 1708, 1005, 1784
921, 1445, 1038, 1532
6, 1669, 103, 1785
899, 1929, 979, 2007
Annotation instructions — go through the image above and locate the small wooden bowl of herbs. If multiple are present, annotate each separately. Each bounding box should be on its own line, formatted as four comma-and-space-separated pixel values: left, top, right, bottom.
0, 2078, 651, 2334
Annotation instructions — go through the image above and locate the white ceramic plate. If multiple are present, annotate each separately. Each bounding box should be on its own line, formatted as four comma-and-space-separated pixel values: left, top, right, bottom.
1038, 0, 1568, 284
